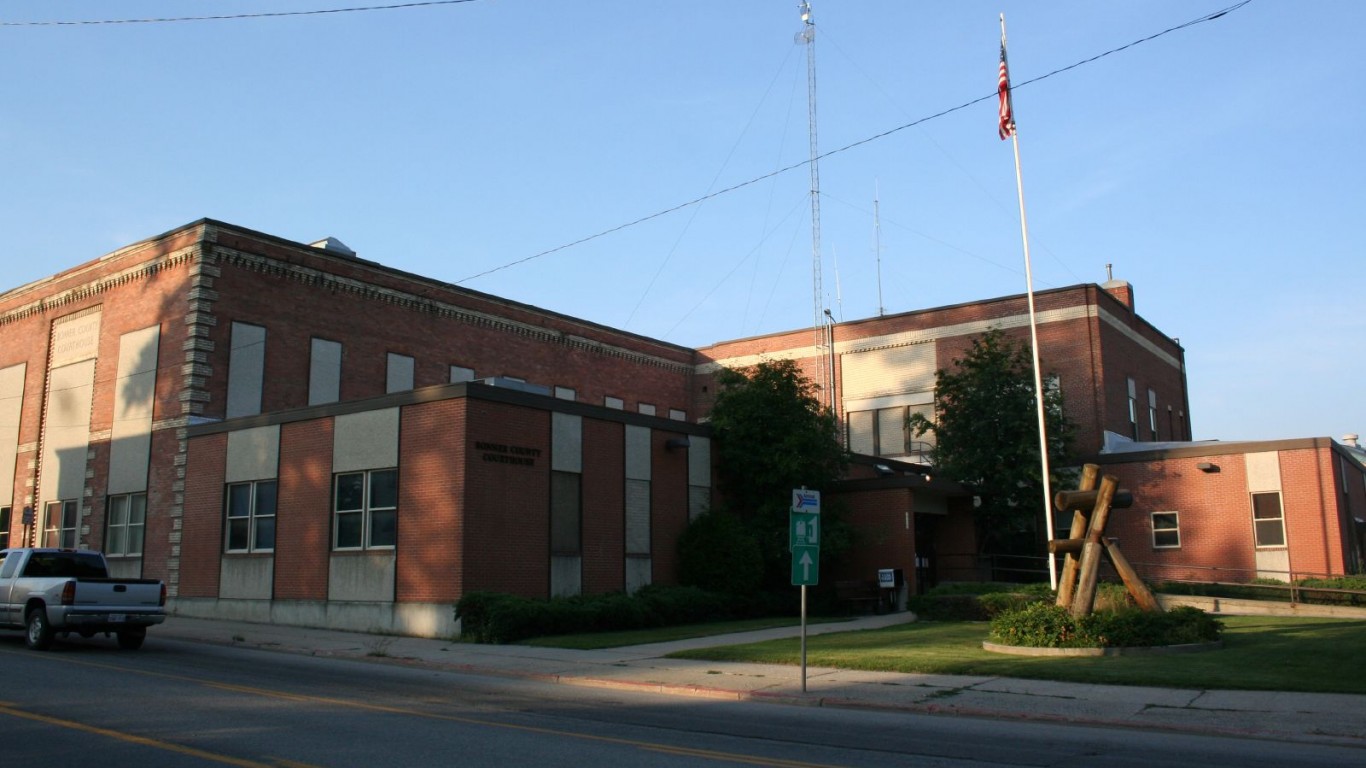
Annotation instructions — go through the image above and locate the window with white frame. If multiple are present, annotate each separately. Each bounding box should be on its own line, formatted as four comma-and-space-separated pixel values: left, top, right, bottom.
1151, 511, 1180, 549
43, 500, 78, 548
106, 493, 147, 557
225, 481, 277, 553
334, 469, 398, 550
1251, 492, 1286, 547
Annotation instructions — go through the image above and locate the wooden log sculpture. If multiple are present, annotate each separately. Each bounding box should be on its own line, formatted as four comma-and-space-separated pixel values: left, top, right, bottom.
1052, 464, 1160, 616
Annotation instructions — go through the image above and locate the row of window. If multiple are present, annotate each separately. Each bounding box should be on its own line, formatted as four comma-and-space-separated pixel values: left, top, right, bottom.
230, 324, 687, 421
1147, 492, 1286, 550
1126, 377, 1187, 442
227, 469, 398, 554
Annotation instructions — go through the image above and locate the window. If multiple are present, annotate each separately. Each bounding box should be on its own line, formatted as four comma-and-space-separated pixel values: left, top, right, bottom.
1151, 511, 1180, 548
554, 386, 576, 401
604, 396, 624, 410
1251, 492, 1286, 547
450, 365, 475, 383
1127, 378, 1139, 440
225, 481, 277, 553
106, 493, 147, 557
550, 471, 581, 556
638, 403, 656, 416
0, 505, 9, 549
847, 405, 934, 459
1147, 389, 1158, 440
334, 469, 398, 550
43, 500, 78, 548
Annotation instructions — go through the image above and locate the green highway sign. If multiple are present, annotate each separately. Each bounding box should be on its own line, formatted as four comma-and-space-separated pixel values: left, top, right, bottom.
791, 544, 819, 586
790, 511, 820, 549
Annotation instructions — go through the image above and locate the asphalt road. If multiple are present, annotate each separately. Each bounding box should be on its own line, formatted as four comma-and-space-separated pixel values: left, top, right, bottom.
1, 632, 1362, 768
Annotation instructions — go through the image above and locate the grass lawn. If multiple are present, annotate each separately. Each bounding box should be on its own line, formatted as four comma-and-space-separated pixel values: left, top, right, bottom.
519, 616, 853, 650
667, 616, 1366, 694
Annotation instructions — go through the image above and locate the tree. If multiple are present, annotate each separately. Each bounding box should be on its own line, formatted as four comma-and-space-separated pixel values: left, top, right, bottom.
705, 359, 850, 590
909, 329, 1075, 554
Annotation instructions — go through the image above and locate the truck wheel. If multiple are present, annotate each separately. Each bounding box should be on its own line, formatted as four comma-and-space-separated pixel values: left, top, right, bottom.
25, 609, 54, 651
116, 628, 146, 650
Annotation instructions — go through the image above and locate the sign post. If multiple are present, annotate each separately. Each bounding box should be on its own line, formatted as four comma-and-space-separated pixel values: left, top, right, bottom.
790, 488, 821, 692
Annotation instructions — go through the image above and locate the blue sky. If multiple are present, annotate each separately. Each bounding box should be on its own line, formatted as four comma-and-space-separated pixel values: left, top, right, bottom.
1, 1, 1361, 444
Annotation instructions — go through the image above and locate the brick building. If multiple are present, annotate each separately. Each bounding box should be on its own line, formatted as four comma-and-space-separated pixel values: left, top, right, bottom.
1094, 438, 1366, 585
5, 217, 1340, 636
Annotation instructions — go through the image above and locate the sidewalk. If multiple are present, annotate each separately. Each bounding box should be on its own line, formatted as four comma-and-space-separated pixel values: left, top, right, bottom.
152, 613, 1366, 747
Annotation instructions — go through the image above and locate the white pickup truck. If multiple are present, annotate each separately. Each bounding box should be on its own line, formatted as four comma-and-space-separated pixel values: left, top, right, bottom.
0, 548, 166, 650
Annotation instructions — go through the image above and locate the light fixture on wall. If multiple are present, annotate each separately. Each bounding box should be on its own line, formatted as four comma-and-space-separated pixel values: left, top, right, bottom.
1196, 462, 1218, 473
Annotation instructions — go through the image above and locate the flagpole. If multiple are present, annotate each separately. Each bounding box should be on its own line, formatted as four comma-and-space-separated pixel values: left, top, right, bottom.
1000, 13, 1058, 591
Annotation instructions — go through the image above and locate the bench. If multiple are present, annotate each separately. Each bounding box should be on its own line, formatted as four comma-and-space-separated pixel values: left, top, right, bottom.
835, 580, 883, 614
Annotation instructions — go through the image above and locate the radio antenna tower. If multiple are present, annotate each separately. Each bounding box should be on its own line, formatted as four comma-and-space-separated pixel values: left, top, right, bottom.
799, 1, 829, 405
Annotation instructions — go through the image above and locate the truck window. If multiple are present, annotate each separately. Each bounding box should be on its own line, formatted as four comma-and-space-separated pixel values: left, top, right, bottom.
22, 552, 108, 579
0, 552, 15, 579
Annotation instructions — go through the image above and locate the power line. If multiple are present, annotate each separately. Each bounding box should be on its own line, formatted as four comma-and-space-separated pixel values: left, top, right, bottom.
0, 1, 480, 27
456, 1, 1252, 285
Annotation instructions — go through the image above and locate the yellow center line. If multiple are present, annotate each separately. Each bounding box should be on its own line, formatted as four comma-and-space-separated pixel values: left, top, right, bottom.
0, 650, 850, 768
0, 701, 316, 768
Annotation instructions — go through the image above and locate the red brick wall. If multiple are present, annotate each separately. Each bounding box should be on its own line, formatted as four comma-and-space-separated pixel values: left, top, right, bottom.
461, 401, 551, 598
180, 433, 226, 597
397, 399, 467, 603
830, 488, 917, 589
273, 419, 335, 600
1101, 445, 1355, 582
581, 419, 624, 594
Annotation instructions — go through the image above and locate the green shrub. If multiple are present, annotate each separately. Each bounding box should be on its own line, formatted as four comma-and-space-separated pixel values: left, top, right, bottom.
454, 585, 780, 644
989, 603, 1222, 648
910, 582, 1052, 621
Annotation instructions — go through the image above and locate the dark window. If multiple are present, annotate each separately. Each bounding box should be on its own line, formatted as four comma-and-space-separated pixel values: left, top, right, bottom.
225, 481, 277, 553
106, 493, 147, 557
0, 505, 9, 549
1252, 492, 1286, 548
334, 469, 398, 550
550, 471, 581, 556
1151, 512, 1180, 548
43, 500, 78, 549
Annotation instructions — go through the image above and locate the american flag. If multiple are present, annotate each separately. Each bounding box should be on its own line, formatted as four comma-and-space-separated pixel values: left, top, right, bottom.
998, 42, 1015, 140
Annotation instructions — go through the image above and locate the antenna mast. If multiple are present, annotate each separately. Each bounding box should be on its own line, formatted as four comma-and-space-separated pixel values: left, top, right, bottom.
799, 1, 828, 403
874, 180, 885, 316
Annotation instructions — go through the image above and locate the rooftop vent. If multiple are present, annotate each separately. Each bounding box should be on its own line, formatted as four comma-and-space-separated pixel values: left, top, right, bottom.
1344, 434, 1360, 448
309, 237, 356, 257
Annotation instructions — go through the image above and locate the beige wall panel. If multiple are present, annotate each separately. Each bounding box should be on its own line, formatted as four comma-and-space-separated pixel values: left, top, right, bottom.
328, 553, 396, 602
1245, 452, 1283, 493
333, 408, 399, 473
625, 478, 651, 554
552, 412, 583, 474
550, 555, 582, 598
0, 363, 26, 503
41, 360, 95, 502
226, 425, 282, 483
109, 326, 160, 495
625, 425, 651, 481
386, 353, 414, 394
220, 556, 274, 600
625, 557, 652, 594
309, 338, 342, 406
840, 342, 937, 402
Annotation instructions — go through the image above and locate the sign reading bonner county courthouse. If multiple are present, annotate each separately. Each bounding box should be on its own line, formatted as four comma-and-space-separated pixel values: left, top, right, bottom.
476, 441, 542, 467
